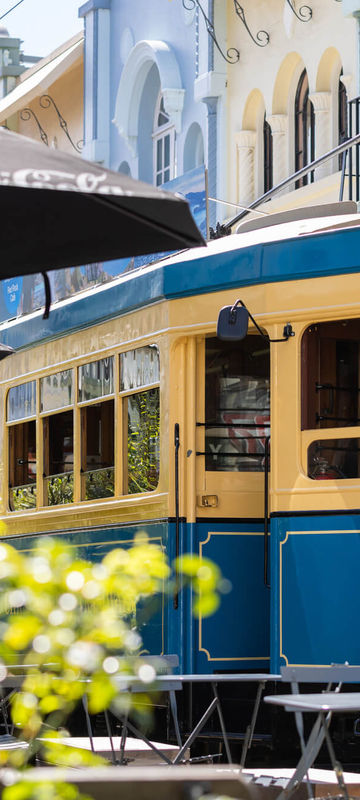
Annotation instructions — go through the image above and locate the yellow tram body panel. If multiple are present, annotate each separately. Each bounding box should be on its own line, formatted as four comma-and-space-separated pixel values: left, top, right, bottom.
2, 262, 360, 537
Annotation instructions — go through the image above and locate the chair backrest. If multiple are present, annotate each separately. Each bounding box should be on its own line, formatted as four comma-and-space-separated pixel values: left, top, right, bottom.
138, 654, 179, 675
281, 665, 360, 686
116, 654, 179, 676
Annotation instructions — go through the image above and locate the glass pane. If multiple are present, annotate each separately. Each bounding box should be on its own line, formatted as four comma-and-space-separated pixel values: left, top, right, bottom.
164, 169, 170, 183
81, 400, 114, 500
127, 388, 160, 494
205, 336, 270, 471
45, 410, 73, 478
158, 97, 169, 127
157, 138, 162, 171
120, 346, 159, 392
308, 439, 360, 479
41, 370, 73, 413
78, 357, 114, 402
84, 467, 114, 500
164, 134, 170, 168
9, 419, 36, 512
7, 381, 36, 421
10, 485, 37, 511
302, 319, 360, 430
46, 473, 73, 506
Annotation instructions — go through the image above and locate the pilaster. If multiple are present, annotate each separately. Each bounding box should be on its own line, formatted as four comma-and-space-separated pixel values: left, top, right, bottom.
79, 0, 110, 165
309, 92, 332, 179
268, 114, 288, 189
235, 131, 256, 207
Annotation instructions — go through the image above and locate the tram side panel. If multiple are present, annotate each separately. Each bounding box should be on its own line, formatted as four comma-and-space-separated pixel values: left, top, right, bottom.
270, 515, 360, 671
2, 521, 170, 659
190, 521, 270, 674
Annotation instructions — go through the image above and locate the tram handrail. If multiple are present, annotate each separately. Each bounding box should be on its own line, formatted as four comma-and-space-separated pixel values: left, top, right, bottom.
264, 436, 270, 589
218, 130, 360, 232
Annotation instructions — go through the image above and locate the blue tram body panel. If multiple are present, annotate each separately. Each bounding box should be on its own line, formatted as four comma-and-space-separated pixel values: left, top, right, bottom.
167, 521, 270, 674
5, 522, 169, 659
270, 515, 360, 672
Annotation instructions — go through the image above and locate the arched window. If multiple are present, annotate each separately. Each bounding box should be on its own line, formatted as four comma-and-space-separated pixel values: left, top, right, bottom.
263, 115, 273, 193
295, 69, 315, 188
338, 71, 348, 170
183, 122, 204, 173
153, 94, 175, 186
338, 72, 348, 145
118, 161, 131, 176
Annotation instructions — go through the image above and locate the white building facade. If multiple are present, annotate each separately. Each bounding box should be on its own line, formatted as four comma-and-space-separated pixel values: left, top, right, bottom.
225, 0, 360, 218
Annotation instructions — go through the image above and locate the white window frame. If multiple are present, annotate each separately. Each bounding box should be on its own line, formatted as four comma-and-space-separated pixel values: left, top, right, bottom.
152, 93, 175, 186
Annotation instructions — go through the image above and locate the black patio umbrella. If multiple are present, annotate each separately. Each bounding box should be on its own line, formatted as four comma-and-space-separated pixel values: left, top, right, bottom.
0, 127, 205, 278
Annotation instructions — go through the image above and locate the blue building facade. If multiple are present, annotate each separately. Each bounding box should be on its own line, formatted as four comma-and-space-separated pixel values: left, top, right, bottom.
78, 0, 228, 227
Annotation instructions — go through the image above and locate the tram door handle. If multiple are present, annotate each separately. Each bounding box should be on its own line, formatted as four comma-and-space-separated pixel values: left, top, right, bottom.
264, 436, 270, 588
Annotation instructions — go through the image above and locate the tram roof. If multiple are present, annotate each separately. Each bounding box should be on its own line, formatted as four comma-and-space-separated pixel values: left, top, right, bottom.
2, 212, 360, 350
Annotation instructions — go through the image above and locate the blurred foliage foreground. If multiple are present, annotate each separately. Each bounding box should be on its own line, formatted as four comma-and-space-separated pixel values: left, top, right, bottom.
0, 533, 228, 800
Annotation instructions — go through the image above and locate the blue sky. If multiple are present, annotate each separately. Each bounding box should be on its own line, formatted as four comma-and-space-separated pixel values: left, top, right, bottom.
1, 0, 83, 57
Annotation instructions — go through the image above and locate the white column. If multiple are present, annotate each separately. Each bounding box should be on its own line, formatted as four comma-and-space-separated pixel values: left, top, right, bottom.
235, 131, 256, 207
79, 0, 111, 165
268, 114, 288, 189
308, 91, 332, 179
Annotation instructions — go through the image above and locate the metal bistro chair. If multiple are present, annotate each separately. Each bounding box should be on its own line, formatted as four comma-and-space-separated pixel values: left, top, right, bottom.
82, 654, 182, 766
279, 664, 360, 800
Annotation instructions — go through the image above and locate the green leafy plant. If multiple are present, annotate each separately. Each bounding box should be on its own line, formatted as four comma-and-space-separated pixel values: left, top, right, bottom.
0, 528, 225, 797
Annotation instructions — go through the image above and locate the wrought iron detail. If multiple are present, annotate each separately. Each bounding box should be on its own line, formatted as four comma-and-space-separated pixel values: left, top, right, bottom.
233, 1, 269, 47
285, 0, 312, 21
182, 0, 240, 64
40, 94, 83, 153
20, 108, 48, 146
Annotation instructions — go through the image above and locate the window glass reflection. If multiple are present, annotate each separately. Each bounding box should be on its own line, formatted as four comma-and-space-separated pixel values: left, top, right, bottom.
7, 381, 36, 421
120, 346, 159, 392
127, 388, 160, 493
78, 357, 114, 402
41, 370, 73, 413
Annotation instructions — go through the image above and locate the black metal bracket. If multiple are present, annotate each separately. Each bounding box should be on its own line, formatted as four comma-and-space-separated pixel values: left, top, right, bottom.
285, 0, 312, 21
40, 95, 83, 153
182, 0, 240, 63
210, 222, 232, 239
174, 423, 180, 610
233, 1, 269, 46
234, 300, 294, 342
20, 108, 48, 146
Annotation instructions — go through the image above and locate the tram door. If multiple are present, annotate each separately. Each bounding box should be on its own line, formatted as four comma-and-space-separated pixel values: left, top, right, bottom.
193, 334, 271, 672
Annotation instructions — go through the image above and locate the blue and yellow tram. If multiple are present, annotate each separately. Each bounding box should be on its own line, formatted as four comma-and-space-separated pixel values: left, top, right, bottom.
2, 208, 360, 680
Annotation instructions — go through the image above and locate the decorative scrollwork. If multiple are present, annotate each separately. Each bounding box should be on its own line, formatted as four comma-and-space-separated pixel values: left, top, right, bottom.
40, 94, 83, 154
182, 0, 240, 64
233, 1, 269, 47
285, 0, 312, 21
20, 108, 48, 146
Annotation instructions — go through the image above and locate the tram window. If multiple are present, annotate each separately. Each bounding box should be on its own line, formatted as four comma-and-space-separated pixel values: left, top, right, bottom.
204, 336, 270, 472
8, 420, 36, 511
127, 388, 160, 494
7, 381, 36, 422
81, 399, 114, 500
302, 319, 360, 430
120, 346, 159, 392
43, 410, 73, 506
78, 357, 114, 402
308, 439, 360, 479
41, 369, 73, 413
